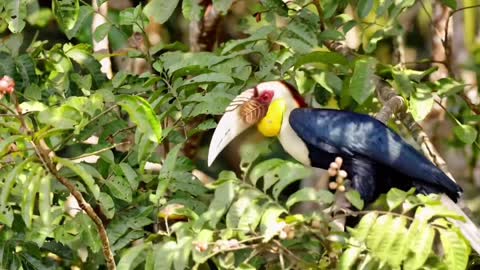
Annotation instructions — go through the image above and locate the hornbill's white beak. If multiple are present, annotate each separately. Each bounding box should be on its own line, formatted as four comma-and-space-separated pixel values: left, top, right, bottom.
207, 88, 256, 166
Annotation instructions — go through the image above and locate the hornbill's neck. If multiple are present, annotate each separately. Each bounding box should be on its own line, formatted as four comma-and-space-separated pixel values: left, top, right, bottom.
270, 81, 311, 166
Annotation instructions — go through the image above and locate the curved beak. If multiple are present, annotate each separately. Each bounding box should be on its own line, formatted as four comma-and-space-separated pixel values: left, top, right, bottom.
208, 89, 255, 166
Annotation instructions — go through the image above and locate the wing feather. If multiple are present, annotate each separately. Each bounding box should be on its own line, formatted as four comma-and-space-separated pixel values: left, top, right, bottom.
289, 108, 461, 199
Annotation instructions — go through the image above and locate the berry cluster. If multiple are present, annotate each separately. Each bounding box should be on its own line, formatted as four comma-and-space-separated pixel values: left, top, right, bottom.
0, 76, 15, 97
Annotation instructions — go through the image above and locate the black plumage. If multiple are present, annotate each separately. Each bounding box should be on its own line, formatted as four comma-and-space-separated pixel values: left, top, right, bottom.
289, 108, 462, 203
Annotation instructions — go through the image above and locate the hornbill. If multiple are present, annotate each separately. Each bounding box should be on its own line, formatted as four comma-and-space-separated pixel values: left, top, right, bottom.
208, 81, 480, 253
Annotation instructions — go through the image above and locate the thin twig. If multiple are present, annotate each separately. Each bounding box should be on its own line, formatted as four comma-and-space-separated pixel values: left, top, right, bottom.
0, 102, 16, 115
444, 4, 480, 59
34, 141, 116, 269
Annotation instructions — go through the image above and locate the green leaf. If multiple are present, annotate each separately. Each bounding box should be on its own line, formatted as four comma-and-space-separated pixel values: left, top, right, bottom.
338, 246, 362, 270
260, 204, 286, 241
0, 158, 31, 227
182, 0, 203, 21
52, 0, 80, 31
249, 159, 284, 186
287, 18, 318, 47
213, 0, 233, 13
286, 188, 334, 209
180, 73, 234, 89
119, 163, 139, 190
38, 175, 52, 225
439, 229, 470, 270
403, 220, 435, 269
392, 69, 414, 97
64, 44, 107, 87
386, 188, 408, 211
350, 57, 377, 105
5, 0, 27, 33
261, 0, 288, 16
15, 54, 37, 88
375, 216, 407, 267
0, 52, 16, 77
295, 51, 348, 68
93, 22, 111, 42
64, 6, 93, 39
202, 180, 236, 228
237, 198, 264, 232
345, 190, 364, 210
272, 163, 312, 199
350, 212, 378, 241
117, 95, 162, 144
98, 192, 115, 219
454, 124, 477, 144
357, 0, 374, 18
21, 167, 42, 228
118, 242, 150, 270
366, 214, 394, 253
112, 70, 128, 88
105, 176, 132, 202
144, 0, 180, 24
410, 84, 433, 121
0, 135, 24, 158
226, 190, 262, 229
440, 0, 457, 9
386, 217, 409, 268
221, 26, 274, 53
38, 105, 82, 130
173, 237, 193, 270
435, 78, 466, 96
55, 157, 101, 199
311, 71, 343, 95
192, 229, 214, 263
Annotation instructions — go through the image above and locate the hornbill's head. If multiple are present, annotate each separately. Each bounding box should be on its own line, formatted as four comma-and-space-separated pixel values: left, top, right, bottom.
208, 81, 310, 166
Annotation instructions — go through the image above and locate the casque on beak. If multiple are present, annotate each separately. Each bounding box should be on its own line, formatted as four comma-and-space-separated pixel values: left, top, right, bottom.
207, 88, 256, 166
208, 86, 286, 166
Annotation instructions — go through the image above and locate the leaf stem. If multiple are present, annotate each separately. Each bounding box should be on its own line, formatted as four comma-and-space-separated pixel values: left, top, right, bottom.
33, 139, 116, 269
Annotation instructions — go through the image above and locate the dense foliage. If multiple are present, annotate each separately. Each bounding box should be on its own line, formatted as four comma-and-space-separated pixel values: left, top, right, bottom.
0, 0, 479, 269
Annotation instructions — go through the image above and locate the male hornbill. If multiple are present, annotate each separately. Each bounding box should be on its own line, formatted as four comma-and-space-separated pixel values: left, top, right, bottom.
208, 81, 480, 253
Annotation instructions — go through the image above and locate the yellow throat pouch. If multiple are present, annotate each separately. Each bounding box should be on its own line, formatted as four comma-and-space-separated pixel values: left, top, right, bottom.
257, 99, 286, 137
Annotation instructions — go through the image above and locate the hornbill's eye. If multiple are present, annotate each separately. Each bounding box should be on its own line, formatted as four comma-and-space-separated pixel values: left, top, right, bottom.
258, 90, 274, 104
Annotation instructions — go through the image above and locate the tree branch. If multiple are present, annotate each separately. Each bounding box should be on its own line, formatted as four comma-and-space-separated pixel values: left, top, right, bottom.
189, 1, 222, 52
34, 140, 116, 269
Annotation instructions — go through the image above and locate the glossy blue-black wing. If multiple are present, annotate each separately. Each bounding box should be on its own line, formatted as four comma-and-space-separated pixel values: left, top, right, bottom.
289, 108, 461, 199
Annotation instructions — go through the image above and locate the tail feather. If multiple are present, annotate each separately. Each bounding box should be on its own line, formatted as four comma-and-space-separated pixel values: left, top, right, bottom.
441, 194, 480, 254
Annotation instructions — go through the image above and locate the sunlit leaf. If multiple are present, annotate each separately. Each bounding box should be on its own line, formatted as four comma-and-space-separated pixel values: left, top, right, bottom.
55, 157, 100, 199
350, 212, 378, 241
21, 166, 42, 228
357, 0, 374, 18
410, 83, 433, 121
93, 22, 111, 42
349, 57, 377, 105
117, 242, 150, 270
454, 124, 477, 145
345, 190, 364, 210
440, 229, 470, 270
5, 0, 27, 33
386, 188, 409, 211
117, 95, 162, 144
52, 0, 79, 31
440, 0, 457, 9
212, 0, 233, 13
295, 51, 348, 68
144, 0, 180, 24
286, 188, 334, 209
